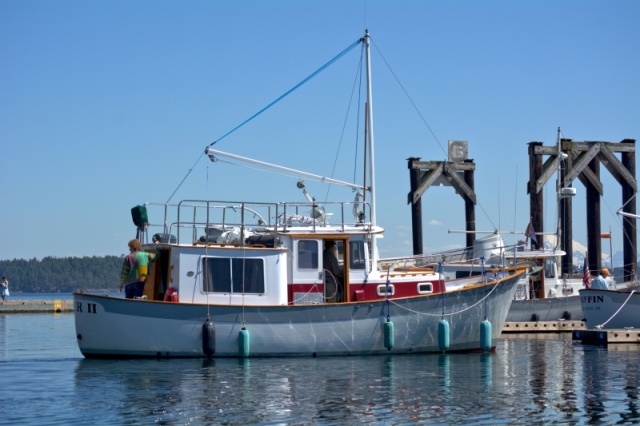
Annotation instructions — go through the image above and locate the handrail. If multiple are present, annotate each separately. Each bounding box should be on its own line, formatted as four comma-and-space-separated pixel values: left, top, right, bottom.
141, 199, 374, 246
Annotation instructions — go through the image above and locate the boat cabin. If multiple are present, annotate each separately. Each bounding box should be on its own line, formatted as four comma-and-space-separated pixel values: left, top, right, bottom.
135, 200, 445, 306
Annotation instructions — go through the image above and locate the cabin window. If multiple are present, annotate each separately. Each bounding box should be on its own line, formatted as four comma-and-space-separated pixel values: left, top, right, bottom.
377, 284, 395, 297
417, 282, 434, 294
544, 258, 556, 279
202, 257, 265, 294
349, 240, 366, 270
297, 240, 318, 270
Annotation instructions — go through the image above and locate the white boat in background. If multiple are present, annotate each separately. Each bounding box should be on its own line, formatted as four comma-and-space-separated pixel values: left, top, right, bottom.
579, 288, 640, 329
577, 207, 640, 330
73, 31, 525, 358
382, 232, 586, 322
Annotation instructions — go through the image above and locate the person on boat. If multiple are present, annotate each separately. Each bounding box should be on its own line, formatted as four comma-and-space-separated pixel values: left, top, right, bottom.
590, 268, 610, 290
119, 239, 159, 299
323, 241, 344, 303
1, 276, 9, 301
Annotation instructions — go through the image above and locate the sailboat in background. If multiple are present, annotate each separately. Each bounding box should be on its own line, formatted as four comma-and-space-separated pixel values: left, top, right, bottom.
387, 229, 585, 323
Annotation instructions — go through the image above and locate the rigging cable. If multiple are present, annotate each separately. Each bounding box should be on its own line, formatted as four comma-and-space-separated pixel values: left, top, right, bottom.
166, 153, 205, 204
371, 39, 446, 158
323, 42, 365, 203
171, 38, 364, 204
371, 38, 498, 231
209, 37, 363, 147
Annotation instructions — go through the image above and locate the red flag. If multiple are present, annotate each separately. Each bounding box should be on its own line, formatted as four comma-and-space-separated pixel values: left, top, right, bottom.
583, 256, 590, 288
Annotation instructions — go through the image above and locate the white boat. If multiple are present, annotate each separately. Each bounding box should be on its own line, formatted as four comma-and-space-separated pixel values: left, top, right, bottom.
579, 288, 640, 329
73, 30, 525, 358
382, 233, 585, 322
578, 208, 640, 329
471, 234, 587, 323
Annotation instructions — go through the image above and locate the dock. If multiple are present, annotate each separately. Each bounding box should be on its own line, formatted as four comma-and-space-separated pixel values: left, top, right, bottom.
502, 320, 586, 333
572, 328, 640, 344
0, 300, 73, 314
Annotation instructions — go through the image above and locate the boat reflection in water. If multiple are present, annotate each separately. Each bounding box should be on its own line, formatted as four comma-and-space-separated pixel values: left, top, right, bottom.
72, 335, 640, 424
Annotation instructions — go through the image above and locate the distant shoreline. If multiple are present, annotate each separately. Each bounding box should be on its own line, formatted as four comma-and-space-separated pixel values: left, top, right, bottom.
2, 291, 118, 302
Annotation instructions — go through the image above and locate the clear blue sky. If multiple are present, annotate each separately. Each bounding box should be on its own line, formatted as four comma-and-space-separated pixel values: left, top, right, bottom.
1, 0, 638, 261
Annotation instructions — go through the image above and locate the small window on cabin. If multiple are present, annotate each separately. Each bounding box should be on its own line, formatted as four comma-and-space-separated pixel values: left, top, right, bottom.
349, 240, 366, 270
418, 282, 434, 294
203, 257, 265, 294
297, 240, 318, 270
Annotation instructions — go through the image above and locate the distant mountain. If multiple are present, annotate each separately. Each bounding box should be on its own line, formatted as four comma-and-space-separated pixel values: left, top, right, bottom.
543, 236, 632, 268
612, 251, 626, 268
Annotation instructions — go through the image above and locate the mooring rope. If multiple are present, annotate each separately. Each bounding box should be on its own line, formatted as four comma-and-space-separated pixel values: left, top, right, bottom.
389, 271, 518, 317
595, 289, 636, 329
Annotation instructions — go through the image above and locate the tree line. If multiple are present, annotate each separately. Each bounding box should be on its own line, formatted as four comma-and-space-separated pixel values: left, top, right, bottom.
2, 254, 637, 294
0, 256, 124, 293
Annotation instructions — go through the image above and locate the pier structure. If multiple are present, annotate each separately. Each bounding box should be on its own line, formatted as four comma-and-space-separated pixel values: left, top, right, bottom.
528, 139, 637, 281
0, 300, 72, 313
407, 141, 476, 255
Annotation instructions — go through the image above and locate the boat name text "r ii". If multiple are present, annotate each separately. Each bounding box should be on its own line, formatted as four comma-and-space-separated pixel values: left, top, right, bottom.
76, 302, 97, 314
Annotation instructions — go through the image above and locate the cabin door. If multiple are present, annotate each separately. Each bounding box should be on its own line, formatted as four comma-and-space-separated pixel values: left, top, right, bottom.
145, 247, 171, 301
322, 238, 350, 303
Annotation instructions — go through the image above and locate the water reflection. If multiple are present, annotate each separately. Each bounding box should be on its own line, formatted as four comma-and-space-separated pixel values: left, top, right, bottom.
578, 343, 640, 424
622, 348, 640, 422
68, 336, 640, 425
69, 351, 502, 423
7, 305, 640, 423
583, 345, 608, 423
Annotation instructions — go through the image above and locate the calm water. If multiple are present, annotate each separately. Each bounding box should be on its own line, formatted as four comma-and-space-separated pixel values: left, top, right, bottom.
1, 295, 640, 424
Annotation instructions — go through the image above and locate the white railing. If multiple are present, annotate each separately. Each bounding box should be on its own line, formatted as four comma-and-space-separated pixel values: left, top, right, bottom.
138, 200, 373, 246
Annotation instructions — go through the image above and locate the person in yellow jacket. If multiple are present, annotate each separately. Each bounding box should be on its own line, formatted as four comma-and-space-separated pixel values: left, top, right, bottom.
119, 239, 159, 299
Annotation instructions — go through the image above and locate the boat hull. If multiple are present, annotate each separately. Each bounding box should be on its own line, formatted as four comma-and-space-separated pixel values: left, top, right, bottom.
506, 296, 583, 322
73, 271, 522, 358
580, 288, 640, 329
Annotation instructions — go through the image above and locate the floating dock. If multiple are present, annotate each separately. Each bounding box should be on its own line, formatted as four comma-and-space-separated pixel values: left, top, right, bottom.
572, 328, 640, 344
0, 300, 73, 314
502, 320, 586, 333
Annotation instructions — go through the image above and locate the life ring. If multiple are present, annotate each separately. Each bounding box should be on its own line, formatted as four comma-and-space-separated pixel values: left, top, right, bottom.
164, 287, 179, 302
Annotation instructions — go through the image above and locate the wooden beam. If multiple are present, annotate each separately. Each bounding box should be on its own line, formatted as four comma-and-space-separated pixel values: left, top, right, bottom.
570, 141, 636, 153
535, 141, 635, 154
565, 143, 599, 183
598, 144, 638, 191
410, 160, 476, 171
569, 146, 603, 195
444, 163, 477, 203
410, 166, 443, 204
536, 156, 560, 194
